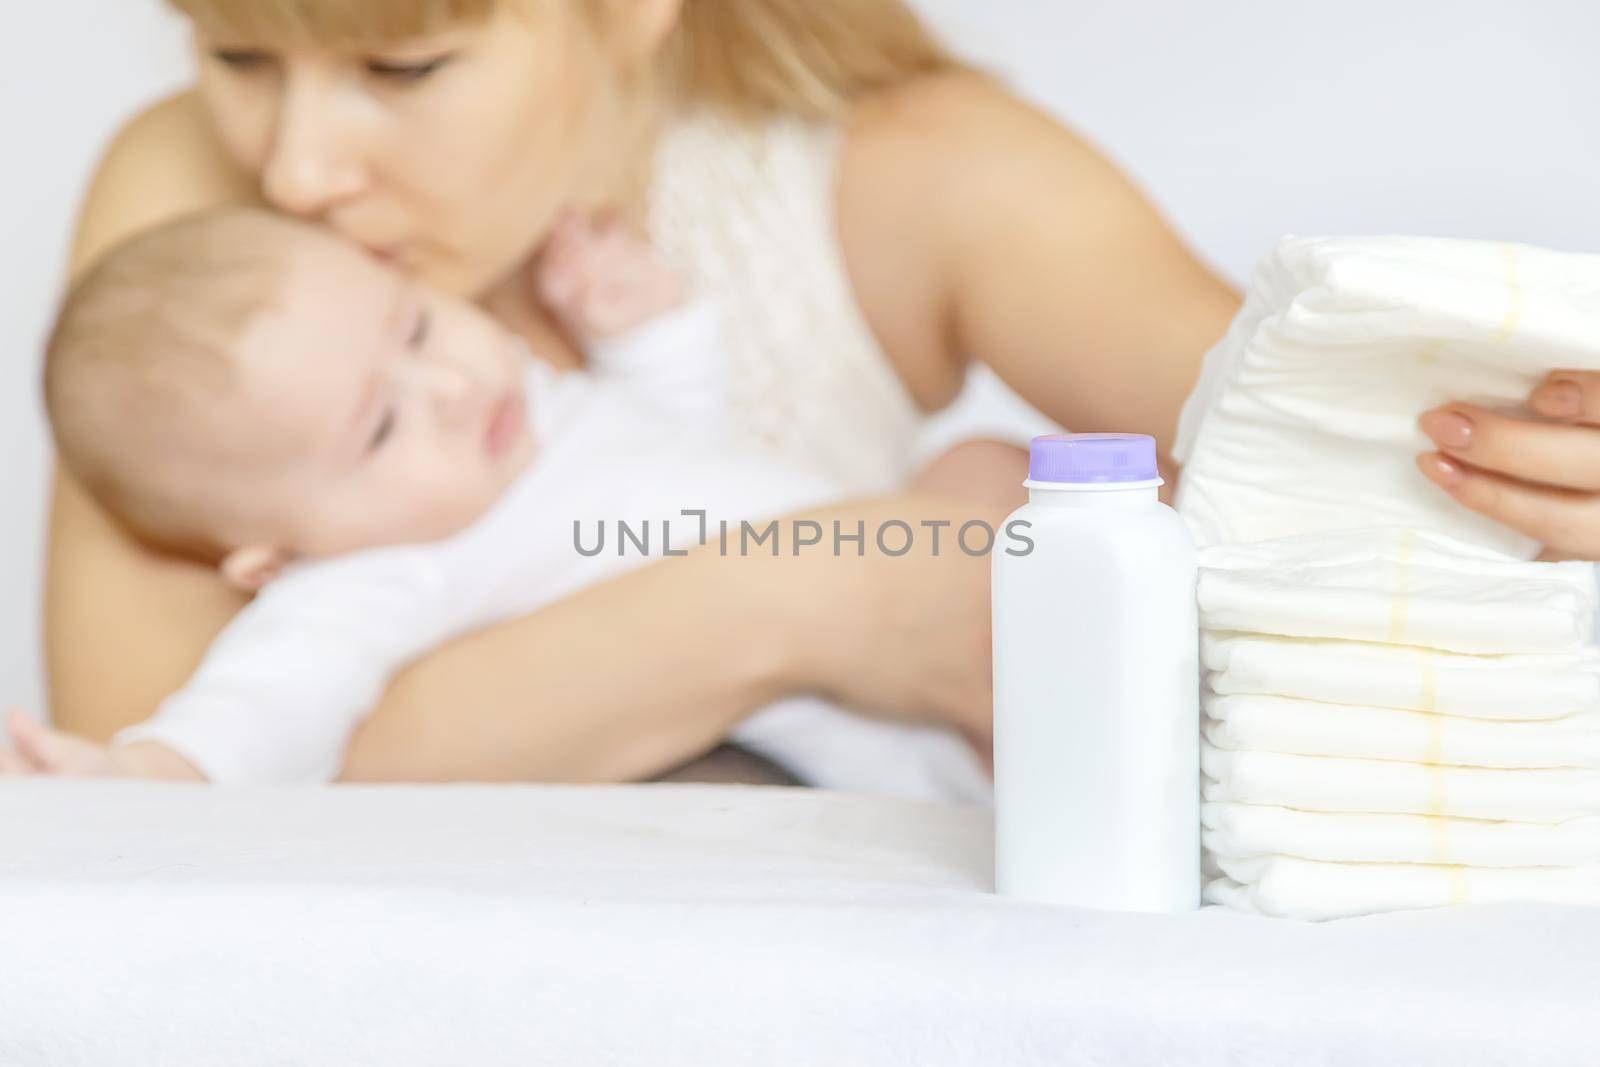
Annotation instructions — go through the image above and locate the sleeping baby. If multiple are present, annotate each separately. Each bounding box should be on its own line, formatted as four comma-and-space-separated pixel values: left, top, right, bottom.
13, 207, 994, 801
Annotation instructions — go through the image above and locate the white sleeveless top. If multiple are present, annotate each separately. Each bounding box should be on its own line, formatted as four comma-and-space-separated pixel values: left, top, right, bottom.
648, 111, 925, 494
648, 110, 1065, 493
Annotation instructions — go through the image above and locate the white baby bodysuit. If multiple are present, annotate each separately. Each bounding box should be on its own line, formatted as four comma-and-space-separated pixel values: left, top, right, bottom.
116, 302, 993, 802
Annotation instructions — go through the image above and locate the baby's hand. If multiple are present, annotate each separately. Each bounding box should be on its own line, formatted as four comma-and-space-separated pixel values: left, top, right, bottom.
536, 211, 686, 340
3, 709, 204, 781
4, 710, 121, 776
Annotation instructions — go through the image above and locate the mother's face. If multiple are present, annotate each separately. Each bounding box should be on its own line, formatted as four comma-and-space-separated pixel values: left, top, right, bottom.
190, 3, 619, 297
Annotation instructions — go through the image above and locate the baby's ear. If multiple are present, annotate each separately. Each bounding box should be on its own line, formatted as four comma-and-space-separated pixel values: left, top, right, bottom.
219, 545, 291, 592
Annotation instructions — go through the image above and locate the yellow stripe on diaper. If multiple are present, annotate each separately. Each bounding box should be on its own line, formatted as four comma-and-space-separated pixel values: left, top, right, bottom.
1429, 816, 1453, 865
1426, 769, 1464, 899
1385, 529, 1417, 644
1426, 760, 1450, 864
1423, 708, 1446, 765
1449, 866, 1470, 906
1416, 645, 1438, 714
1418, 644, 1454, 866
1391, 537, 1468, 904
1496, 243, 1523, 343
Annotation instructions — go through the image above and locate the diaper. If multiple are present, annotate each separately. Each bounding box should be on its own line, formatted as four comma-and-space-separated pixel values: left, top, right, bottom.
1204, 692, 1600, 769
1174, 235, 1600, 557
1202, 631, 1600, 720
1179, 236, 1600, 919
1206, 854, 1600, 921
1198, 527, 1597, 654
1200, 742, 1600, 823
1201, 802, 1600, 868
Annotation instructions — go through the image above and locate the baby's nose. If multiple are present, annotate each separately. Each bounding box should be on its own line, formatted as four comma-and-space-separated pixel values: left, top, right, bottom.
428, 364, 477, 423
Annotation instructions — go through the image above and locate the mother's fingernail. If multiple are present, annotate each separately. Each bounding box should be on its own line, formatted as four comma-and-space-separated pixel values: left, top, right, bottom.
1420, 411, 1474, 450
1424, 454, 1465, 487
1535, 380, 1583, 418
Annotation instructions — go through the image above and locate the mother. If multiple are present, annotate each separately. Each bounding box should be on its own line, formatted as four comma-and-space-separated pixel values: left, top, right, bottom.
49, 0, 1583, 782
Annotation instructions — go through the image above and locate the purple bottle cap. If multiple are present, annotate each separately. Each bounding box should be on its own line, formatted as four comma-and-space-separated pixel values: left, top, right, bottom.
1027, 433, 1160, 485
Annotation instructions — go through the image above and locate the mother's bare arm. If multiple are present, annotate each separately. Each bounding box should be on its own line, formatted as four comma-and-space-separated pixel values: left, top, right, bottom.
48, 94, 263, 737
340, 492, 1002, 783
841, 73, 1243, 477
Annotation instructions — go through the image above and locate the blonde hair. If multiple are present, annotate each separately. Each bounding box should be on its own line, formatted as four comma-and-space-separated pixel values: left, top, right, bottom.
667, 1, 963, 118
165, 0, 965, 119
44, 208, 301, 562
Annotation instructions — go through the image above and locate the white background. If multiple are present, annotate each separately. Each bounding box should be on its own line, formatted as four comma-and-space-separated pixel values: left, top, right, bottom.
4, 1, 1599, 711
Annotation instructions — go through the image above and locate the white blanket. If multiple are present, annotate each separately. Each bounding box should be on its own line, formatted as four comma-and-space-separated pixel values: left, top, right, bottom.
4, 781, 1600, 1065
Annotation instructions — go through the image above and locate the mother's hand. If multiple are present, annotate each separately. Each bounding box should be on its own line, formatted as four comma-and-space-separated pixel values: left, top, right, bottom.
1418, 371, 1600, 560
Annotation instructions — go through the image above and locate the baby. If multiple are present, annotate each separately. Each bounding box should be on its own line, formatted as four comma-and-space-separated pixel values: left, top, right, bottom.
13, 207, 996, 800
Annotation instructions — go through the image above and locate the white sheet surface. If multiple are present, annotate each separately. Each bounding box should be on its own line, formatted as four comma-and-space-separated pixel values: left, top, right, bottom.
2, 781, 1597, 1066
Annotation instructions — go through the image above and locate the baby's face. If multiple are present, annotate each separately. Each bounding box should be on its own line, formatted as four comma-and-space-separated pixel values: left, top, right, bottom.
223, 232, 538, 558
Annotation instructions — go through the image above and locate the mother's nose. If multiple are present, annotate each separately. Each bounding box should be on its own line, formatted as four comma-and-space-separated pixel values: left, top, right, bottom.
260, 73, 369, 217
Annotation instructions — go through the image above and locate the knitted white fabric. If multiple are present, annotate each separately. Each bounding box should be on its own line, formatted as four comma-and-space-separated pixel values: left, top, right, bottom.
649, 112, 925, 492
649, 111, 1061, 491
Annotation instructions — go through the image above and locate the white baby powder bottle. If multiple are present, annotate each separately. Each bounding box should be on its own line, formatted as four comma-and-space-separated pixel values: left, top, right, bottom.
992, 433, 1199, 912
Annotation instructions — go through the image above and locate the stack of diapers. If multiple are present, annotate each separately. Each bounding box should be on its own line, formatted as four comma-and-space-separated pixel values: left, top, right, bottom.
1173, 234, 1600, 919
1173, 235, 1600, 560
1196, 526, 1600, 921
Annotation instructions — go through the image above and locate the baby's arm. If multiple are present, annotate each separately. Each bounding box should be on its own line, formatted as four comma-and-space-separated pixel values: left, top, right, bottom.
109, 548, 468, 784
539, 212, 728, 422
1, 548, 463, 784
